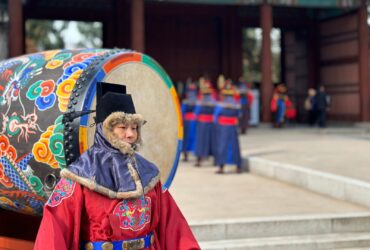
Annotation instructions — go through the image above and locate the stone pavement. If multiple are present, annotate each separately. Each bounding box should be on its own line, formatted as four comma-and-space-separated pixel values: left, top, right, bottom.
169, 126, 370, 223
241, 126, 370, 183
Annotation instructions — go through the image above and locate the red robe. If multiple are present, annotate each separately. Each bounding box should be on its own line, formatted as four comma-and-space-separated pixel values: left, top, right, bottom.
34, 179, 200, 250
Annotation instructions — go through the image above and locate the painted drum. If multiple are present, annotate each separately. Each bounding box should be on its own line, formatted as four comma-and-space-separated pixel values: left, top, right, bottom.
0, 49, 183, 216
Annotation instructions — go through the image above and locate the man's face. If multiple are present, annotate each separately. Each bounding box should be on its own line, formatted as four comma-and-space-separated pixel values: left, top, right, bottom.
113, 123, 138, 144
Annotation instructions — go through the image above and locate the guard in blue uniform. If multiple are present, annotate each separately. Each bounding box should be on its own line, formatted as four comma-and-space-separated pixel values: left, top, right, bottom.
214, 87, 242, 174
194, 82, 216, 167
238, 81, 253, 134
181, 83, 198, 161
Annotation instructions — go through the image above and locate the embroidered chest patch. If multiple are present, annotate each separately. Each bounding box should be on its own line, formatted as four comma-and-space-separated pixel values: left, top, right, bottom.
46, 178, 75, 207
113, 196, 151, 231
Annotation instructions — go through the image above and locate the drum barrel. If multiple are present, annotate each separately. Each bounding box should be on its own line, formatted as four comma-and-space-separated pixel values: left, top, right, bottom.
0, 49, 182, 215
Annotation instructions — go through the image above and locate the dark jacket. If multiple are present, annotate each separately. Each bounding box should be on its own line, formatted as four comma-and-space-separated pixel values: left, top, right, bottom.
315, 91, 328, 111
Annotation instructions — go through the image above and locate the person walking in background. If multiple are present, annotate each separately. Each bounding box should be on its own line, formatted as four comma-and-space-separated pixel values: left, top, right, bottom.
315, 85, 329, 128
213, 86, 242, 174
270, 89, 279, 126
285, 96, 296, 124
271, 84, 287, 128
194, 81, 216, 167
217, 74, 226, 101
181, 82, 198, 162
203, 76, 218, 101
304, 88, 317, 126
238, 77, 253, 134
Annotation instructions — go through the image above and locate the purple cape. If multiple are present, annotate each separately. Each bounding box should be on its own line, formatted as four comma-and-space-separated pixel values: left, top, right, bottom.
67, 123, 159, 193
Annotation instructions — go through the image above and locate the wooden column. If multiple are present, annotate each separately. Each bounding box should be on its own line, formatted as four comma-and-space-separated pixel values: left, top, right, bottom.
280, 29, 286, 84
221, 13, 230, 79
8, 0, 23, 57
115, 0, 130, 49
229, 7, 242, 81
358, 2, 369, 121
131, 0, 145, 52
307, 19, 319, 90
103, 18, 116, 48
260, 2, 273, 122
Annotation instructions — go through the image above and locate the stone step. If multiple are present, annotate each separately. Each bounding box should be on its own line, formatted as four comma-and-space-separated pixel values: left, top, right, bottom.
199, 232, 370, 250
334, 248, 370, 250
190, 213, 370, 242
247, 157, 370, 208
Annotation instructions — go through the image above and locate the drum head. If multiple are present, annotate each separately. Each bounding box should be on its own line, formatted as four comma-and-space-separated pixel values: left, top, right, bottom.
81, 52, 182, 190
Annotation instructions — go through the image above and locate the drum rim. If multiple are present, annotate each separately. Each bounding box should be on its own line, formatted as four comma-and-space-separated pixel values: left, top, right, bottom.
66, 50, 183, 190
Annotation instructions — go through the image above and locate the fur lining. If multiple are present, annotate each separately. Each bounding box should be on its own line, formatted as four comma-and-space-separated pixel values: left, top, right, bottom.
126, 160, 143, 196
144, 173, 160, 194
102, 112, 145, 155
61, 162, 160, 199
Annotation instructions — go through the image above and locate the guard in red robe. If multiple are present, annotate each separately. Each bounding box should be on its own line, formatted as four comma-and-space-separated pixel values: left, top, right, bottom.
34, 83, 200, 250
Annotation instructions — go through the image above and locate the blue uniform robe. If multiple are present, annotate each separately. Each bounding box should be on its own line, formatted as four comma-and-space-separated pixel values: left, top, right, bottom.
213, 99, 242, 167
194, 95, 216, 158
181, 100, 197, 152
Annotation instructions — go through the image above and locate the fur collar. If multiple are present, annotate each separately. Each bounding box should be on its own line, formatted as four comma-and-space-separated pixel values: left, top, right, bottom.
61, 160, 160, 199
60, 113, 160, 199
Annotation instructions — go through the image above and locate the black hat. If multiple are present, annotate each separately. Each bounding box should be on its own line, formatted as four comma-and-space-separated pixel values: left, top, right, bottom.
62, 82, 136, 124
95, 82, 136, 123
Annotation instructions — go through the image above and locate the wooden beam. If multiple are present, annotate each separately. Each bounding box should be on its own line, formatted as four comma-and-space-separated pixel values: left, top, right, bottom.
0, 209, 41, 241
0, 236, 34, 250
24, 7, 111, 21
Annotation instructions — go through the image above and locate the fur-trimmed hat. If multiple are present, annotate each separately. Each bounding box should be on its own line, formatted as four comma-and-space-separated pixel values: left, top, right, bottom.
102, 112, 145, 153
96, 82, 146, 152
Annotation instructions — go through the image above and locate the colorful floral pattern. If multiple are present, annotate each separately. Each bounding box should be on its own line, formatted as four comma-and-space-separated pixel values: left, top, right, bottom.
113, 196, 152, 231
26, 79, 56, 111
45, 52, 72, 70
0, 134, 46, 214
32, 115, 66, 169
55, 51, 104, 112
42, 50, 61, 61
56, 71, 81, 112
0, 162, 14, 188
0, 134, 17, 161
46, 178, 75, 207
